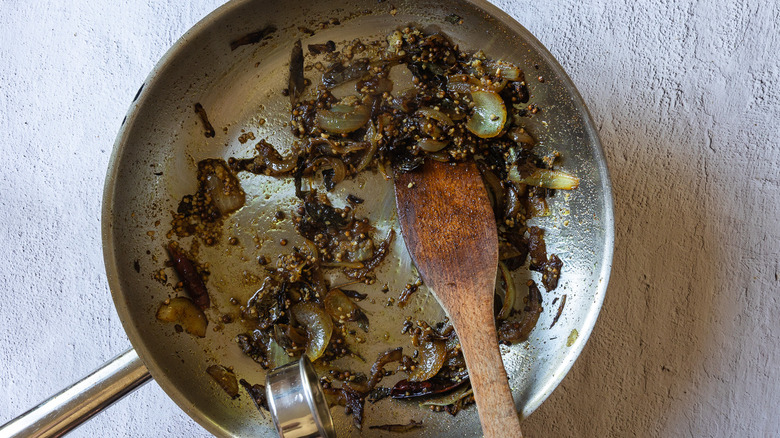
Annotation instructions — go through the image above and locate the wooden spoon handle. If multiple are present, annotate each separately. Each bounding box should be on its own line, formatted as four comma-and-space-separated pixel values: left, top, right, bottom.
455, 312, 523, 438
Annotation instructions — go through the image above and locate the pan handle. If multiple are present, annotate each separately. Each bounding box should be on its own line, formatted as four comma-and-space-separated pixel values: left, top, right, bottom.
0, 348, 151, 438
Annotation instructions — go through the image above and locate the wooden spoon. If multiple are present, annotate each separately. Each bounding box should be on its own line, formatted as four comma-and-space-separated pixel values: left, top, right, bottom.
394, 160, 523, 438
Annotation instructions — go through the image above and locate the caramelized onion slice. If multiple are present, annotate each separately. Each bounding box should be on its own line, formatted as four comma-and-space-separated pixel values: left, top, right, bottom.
156, 297, 208, 338
508, 127, 535, 149
368, 347, 403, 389
205, 174, 245, 214
510, 167, 580, 190
478, 164, 504, 215
343, 230, 395, 280
324, 288, 369, 331
316, 104, 370, 134
307, 157, 347, 191
355, 121, 379, 173
207, 365, 239, 399
391, 377, 468, 399
465, 89, 506, 138
496, 261, 517, 320
256, 141, 298, 175
447, 74, 481, 95
417, 139, 448, 152
419, 384, 473, 407
307, 138, 367, 155
322, 58, 369, 88
291, 302, 334, 361
416, 107, 453, 126
200, 159, 246, 215
408, 340, 447, 382
489, 61, 523, 81
233, 140, 297, 176
497, 281, 543, 344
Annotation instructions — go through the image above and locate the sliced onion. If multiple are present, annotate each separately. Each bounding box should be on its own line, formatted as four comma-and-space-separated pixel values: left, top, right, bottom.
499, 242, 523, 260
496, 261, 517, 320
323, 386, 347, 407
497, 281, 542, 344
417, 139, 448, 152
290, 302, 333, 361
358, 75, 393, 95
446, 106, 467, 121
508, 127, 535, 149
419, 385, 473, 407
306, 157, 347, 188
526, 193, 550, 217
307, 137, 368, 155
289, 40, 305, 104
201, 160, 246, 215
301, 239, 319, 264
273, 323, 306, 357
427, 151, 450, 162
167, 243, 210, 310
418, 119, 442, 138
205, 175, 244, 215
207, 365, 239, 399
309, 265, 329, 300
342, 384, 366, 430
355, 121, 379, 173
408, 340, 447, 382
368, 347, 403, 389
391, 377, 468, 399
323, 289, 369, 333
388, 63, 414, 90
489, 61, 522, 81
335, 140, 370, 154
479, 164, 504, 214
255, 141, 297, 175
343, 230, 395, 280
507, 165, 522, 184
446, 74, 480, 95
391, 88, 418, 113
415, 107, 453, 126
316, 104, 370, 134
323, 289, 365, 324
377, 160, 391, 180
504, 182, 522, 221
486, 78, 509, 93
465, 89, 506, 138
156, 297, 208, 338
322, 58, 369, 88
510, 167, 580, 190
276, 323, 308, 346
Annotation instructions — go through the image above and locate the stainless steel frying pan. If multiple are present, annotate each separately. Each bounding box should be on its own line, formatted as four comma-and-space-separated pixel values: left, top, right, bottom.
1, 0, 613, 436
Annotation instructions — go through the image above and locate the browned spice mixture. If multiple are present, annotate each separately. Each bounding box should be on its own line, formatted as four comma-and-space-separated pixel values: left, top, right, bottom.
159, 25, 578, 428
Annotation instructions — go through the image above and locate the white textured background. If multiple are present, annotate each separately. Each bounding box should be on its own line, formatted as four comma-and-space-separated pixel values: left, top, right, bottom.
1, 1, 778, 437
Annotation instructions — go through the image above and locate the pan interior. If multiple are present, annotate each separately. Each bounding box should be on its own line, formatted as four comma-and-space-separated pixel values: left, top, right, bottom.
103, 0, 613, 436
